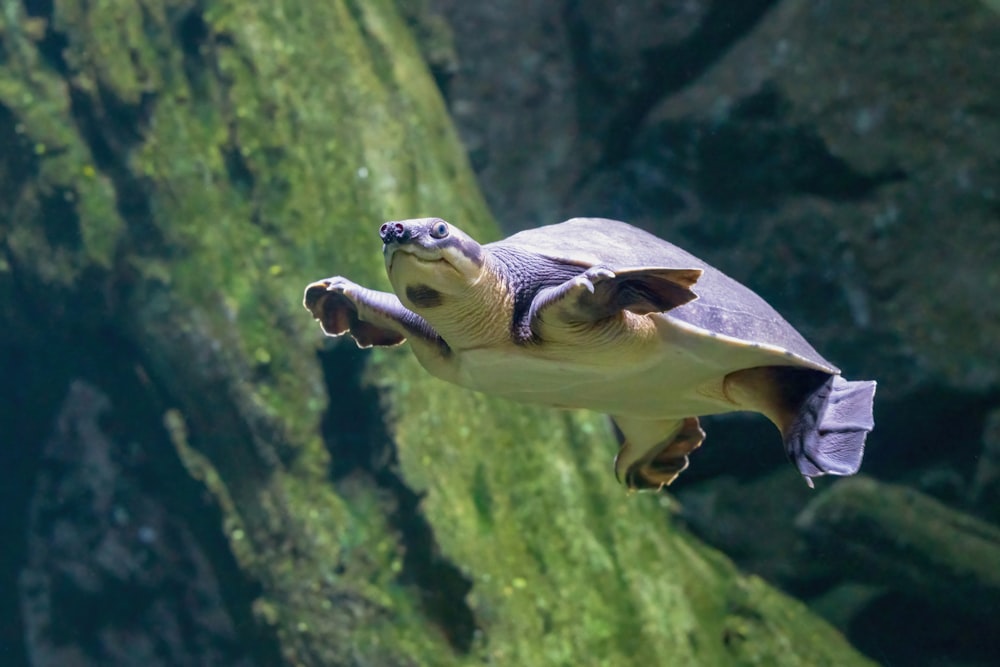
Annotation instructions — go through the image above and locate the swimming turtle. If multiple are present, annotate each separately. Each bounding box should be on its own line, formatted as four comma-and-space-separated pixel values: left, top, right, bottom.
304, 217, 875, 490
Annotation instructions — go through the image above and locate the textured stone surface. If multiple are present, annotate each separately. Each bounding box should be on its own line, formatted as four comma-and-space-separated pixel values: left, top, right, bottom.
796, 475, 1000, 615
1, 0, 874, 665
20, 381, 254, 666
427, 2, 1000, 664
427, 0, 583, 228
435, 0, 1000, 396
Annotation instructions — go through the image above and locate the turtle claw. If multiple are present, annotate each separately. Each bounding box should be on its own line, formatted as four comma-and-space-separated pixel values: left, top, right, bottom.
573, 275, 596, 294
577, 266, 616, 293
585, 266, 616, 282
322, 276, 358, 294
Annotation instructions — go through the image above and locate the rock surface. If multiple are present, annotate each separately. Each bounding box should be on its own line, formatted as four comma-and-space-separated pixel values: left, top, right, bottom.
428, 1, 1000, 665
20, 381, 255, 666
1, 0, 874, 665
434, 0, 1000, 395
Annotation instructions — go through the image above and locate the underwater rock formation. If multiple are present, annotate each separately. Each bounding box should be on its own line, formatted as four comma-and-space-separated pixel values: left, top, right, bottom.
429, 0, 1000, 664
1, 1, 872, 666
796, 476, 1000, 616
20, 381, 254, 666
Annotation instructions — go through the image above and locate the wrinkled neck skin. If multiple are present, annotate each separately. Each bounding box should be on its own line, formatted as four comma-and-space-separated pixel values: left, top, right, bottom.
402, 251, 515, 352
430, 253, 514, 351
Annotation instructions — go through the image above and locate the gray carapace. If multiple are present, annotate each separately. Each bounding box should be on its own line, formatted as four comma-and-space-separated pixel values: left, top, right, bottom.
304, 217, 876, 490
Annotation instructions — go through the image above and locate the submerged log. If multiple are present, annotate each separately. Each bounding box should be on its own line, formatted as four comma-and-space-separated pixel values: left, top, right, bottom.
796, 476, 1000, 615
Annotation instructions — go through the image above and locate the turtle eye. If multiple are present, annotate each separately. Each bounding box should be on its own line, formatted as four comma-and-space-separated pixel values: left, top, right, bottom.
430, 220, 450, 239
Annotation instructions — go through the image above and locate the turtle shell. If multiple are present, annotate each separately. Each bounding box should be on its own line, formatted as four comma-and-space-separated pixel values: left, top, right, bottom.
491, 217, 838, 374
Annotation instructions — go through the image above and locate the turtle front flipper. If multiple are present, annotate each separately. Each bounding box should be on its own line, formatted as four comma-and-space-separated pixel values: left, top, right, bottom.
527, 266, 702, 336
612, 416, 706, 491
304, 276, 445, 350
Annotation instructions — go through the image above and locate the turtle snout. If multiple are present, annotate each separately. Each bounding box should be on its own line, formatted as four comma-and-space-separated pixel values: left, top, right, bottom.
379, 221, 410, 244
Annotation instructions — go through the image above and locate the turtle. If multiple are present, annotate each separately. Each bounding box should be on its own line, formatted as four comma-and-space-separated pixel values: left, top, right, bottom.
304, 217, 876, 490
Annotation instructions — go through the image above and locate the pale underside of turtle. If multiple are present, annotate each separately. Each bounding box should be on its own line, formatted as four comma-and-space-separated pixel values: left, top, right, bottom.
304, 217, 876, 490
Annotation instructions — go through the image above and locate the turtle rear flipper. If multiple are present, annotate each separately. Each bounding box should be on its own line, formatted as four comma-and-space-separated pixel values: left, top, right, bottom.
612, 416, 705, 491
787, 375, 876, 487
724, 367, 875, 487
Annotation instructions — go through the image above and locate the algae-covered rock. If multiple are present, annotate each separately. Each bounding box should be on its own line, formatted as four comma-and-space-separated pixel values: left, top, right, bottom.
1, 0, 872, 664
796, 476, 1000, 615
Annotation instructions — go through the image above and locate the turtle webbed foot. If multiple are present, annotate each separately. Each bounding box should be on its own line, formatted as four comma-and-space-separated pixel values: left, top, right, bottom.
614, 417, 705, 492
623, 456, 691, 491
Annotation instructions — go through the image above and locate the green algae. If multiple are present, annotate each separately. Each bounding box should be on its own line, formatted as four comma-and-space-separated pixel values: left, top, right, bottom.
373, 351, 870, 665
1, 0, 873, 664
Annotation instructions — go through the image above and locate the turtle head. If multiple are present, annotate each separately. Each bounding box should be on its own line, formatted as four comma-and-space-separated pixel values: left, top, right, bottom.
380, 218, 487, 309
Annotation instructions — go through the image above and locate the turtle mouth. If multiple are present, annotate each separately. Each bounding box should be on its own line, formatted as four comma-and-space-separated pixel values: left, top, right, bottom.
387, 246, 452, 274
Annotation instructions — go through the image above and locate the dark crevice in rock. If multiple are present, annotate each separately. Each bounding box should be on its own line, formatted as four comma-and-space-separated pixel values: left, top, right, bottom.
25, 0, 158, 257
395, 0, 458, 100
3, 325, 283, 665
21, 0, 51, 17
66, 81, 164, 257
0, 102, 39, 219
174, 8, 261, 214
574, 86, 906, 221
175, 6, 233, 162
689, 88, 906, 206
0, 346, 66, 667
223, 144, 257, 196
318, 343, 478, 654
566, 0, 779, 163
22, 0, 69, 75
21, 0, 164, 258
344, 0, 400, 103
177, 6, 212, 98
0, 252, 283, 665
68, 85, 159, 247
37, 186, 83, 250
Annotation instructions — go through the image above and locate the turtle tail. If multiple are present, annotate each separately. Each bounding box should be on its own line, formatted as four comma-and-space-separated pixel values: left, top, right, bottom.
785, 375, 876, 488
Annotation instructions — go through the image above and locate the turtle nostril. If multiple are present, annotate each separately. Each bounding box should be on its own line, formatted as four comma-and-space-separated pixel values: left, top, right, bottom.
379, 222, 410, 243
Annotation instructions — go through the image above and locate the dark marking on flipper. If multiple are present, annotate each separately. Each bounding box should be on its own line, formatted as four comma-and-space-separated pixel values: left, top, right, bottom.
786, 375, 876, 487
303, 278, 448, 352
635, 417, 706, 489
406, 284, 444, 308
586, 266, 702, 318
304, 280, 405, 346
615, 417, 705, 491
